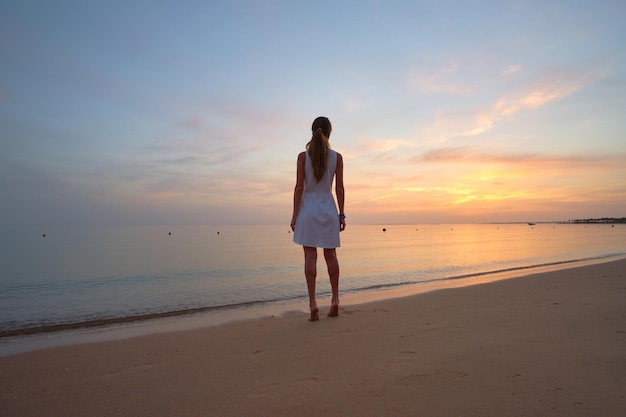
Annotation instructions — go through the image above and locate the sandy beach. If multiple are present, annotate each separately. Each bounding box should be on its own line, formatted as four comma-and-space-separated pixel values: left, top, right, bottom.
1, 258, 625, 417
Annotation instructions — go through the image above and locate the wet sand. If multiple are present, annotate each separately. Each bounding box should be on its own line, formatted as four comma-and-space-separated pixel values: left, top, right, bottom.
1, 258, 625, 417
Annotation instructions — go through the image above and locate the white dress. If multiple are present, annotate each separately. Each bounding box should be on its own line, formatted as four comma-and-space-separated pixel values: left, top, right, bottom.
293, 150, 340, 248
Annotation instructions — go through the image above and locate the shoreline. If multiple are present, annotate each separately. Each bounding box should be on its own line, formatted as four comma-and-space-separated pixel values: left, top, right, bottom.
3, 223, 623, 346
1, 256, 624, 416
1, 254, 624, 357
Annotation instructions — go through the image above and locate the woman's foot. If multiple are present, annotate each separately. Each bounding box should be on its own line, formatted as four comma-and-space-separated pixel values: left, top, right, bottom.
309, 305, 319, 321
327, 303, 339, 317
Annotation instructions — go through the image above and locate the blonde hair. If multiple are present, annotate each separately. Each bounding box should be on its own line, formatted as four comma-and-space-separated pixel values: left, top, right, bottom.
307, 117, 332, 182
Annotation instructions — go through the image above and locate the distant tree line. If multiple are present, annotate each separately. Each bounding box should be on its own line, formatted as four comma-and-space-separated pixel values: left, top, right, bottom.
564, 217, 626, 224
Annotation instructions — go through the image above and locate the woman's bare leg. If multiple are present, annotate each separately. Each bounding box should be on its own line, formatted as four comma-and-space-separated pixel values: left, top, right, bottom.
324, 248, 340, 316
303, 246, 319, 320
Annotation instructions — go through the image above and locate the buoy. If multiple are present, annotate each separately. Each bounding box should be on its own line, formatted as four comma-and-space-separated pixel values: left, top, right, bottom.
42, 234, 46, 238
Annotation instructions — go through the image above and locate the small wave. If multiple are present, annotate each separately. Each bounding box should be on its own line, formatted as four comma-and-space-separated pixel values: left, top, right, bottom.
0, 298, 296, 338
340, 253, 626, 296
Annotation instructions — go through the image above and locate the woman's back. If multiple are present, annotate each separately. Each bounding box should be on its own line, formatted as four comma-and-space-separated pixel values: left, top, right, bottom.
303, 150, 337, 194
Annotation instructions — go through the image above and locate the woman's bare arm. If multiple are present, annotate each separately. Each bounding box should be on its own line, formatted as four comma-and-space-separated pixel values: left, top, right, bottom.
291, 152, 306, 231
335, 153, 345, 231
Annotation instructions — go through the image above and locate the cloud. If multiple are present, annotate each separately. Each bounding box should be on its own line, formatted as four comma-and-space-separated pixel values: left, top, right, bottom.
137, 101, 298, 178
183, 117, 204, 129
408, 61, 474, 96
498, 76, 588, 112
413, 70, 595, 142
368, 193, 399, 202
491, 74, 591, 113
362, 137, 413, 153
400, 185, 473, 196
343, 136, 418, 164
501, 64, 522, 77
418, 146, 624, 167
337, 94, 373, 112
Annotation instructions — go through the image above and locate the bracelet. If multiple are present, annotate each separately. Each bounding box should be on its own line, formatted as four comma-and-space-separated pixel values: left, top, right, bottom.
338, 213, 346, 219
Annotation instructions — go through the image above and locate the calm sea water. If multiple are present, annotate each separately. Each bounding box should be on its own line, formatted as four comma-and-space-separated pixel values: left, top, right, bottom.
1, 223, 625, 336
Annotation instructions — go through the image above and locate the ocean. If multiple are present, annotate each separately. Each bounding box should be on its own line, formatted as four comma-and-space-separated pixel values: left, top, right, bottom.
1, 223, 625, 342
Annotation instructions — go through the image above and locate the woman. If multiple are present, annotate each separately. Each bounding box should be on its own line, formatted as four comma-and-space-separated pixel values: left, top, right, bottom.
291, 116, 345, 321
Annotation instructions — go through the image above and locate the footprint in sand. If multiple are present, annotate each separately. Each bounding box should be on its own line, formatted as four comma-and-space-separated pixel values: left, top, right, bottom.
246, 377, 320, 399
396, 370, 468, 386
385, 350, 417, 369
106, 361, 159, 378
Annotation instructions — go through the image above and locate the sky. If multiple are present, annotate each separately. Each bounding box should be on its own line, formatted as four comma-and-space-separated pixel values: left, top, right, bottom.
1, 0, 625, 227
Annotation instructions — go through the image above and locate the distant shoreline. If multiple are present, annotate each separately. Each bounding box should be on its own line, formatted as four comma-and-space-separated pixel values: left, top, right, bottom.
561, 217, 626, 224
478, 218, 625, 225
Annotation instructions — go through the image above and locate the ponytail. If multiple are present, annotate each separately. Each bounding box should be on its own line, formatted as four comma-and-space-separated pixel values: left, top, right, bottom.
306, 128, 330, 182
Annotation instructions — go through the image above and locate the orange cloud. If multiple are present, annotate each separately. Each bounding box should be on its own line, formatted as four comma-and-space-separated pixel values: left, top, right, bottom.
417, 146, 618, 167
342, 146, 626, 219
368, 194, 399, 202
